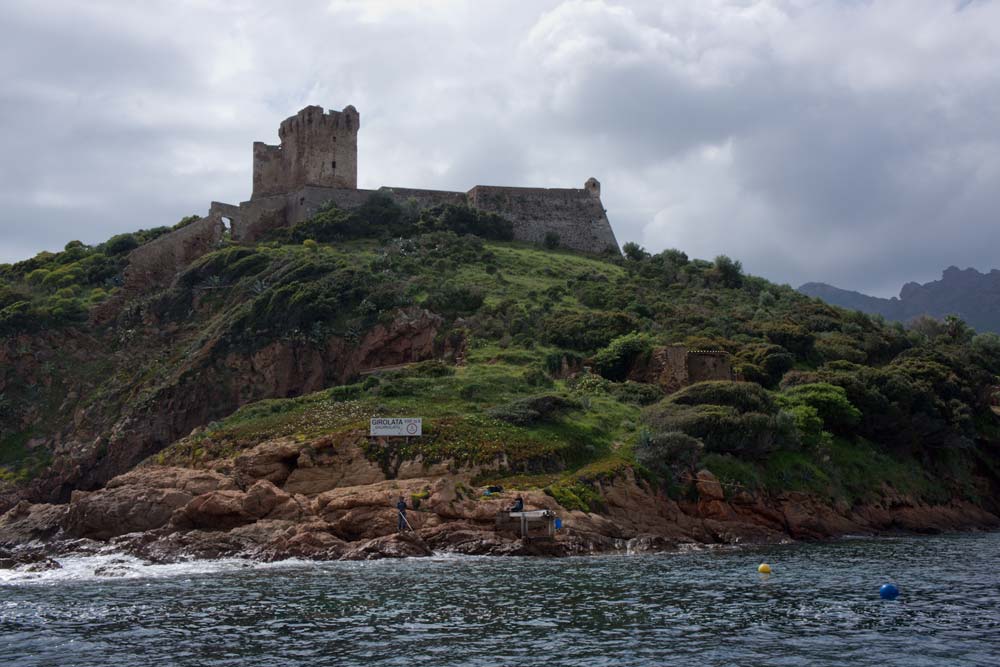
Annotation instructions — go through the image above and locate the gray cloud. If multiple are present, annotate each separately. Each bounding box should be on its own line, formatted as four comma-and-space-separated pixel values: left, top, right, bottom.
1, 0, 998, 297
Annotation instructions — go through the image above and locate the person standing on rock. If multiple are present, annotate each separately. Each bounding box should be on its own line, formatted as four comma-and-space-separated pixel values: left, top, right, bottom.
396, 496, 409, 532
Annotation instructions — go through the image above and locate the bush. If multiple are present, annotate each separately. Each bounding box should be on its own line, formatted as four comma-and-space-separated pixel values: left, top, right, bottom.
636, 431, 704, 479
669, 381, 777, 414
488, 394, 579, 425
776, 383, 861, 435
622, 242, 649, 262
700, 454, 761, 494
611, 381, 663, 406
712, 255, 743, 288
104, 233, 139, 255
544, 310, 639, 351
425, 284, 484, 318
643, 402, 798, 458
417, 204, 514, 241
592, 332, 652, 381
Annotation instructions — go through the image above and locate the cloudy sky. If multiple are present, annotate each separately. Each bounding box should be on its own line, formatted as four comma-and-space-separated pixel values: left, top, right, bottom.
1, 0, 998, 296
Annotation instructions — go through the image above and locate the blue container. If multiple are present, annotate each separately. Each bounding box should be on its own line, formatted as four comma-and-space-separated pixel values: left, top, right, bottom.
554, 518, 563, 530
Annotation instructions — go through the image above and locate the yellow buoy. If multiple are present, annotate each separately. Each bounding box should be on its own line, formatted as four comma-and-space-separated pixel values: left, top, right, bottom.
758, 563, 772, 574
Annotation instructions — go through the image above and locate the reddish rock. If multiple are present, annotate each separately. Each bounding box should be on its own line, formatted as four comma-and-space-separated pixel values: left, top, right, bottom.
340, 532, 432, 560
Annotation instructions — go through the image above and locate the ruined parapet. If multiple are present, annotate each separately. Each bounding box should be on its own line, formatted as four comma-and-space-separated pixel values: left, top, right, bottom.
122, 214, 225, 293
686, 350, 735, 383
466, 180, 619, 254
635, 346, 736, 393
228, 195, 287, 244
252, 105, 360, 199
644, 345, 691, 393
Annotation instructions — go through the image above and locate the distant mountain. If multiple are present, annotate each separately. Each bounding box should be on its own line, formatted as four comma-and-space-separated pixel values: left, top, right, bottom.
799, 266, 1000, 333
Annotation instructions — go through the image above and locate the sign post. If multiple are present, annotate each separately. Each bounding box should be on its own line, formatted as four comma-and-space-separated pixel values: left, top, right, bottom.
370, 417, 422, 437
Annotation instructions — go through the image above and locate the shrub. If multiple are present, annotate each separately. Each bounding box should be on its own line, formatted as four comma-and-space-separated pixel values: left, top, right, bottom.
545, 480, 603, 512
776, 383, 861, 435
104, 233, 140, 255
712, 255, 743, 288
669, 381, 777, 414
644, 402, 797, 458
303, 239, 318, 251
591, 332, 653, 381
417, 204, 514, 241
521, 367, 554, 388
0, 301, 36, 334
622, 242, 649, 262
700, 453, 761, 494
611, 381, 663, 406
544, 310, 639, 351
636, 431, 704, 478
488, 394, 579, 425
425, 284, 484, 318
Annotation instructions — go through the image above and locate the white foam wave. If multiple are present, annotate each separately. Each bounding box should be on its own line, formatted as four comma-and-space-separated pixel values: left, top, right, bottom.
0, 553, 318, 586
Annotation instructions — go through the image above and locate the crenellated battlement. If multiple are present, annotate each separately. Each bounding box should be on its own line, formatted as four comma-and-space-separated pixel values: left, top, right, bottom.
277, 104, 360, 140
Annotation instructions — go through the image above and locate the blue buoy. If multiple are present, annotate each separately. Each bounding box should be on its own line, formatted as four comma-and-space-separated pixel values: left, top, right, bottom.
879, 583, 900, 600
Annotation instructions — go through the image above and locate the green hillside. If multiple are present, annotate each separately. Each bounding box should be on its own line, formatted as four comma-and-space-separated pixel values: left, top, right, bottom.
2, 194, 999, 513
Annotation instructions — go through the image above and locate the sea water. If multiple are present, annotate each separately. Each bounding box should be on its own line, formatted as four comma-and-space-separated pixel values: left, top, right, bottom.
2, 532, 998, 666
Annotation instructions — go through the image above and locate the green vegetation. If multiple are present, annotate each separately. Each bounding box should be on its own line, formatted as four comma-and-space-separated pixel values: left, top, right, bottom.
2, 192, 998, 512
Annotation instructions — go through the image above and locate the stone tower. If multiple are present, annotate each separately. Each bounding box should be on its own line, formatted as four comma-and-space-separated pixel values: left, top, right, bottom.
251, 105, 360, 199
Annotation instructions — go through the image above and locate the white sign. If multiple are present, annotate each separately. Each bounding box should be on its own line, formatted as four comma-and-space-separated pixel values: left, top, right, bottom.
370, 417, 422, 437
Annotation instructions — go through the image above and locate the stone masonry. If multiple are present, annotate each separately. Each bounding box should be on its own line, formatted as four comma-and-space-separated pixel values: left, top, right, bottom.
130, 104, 620, 289
253, 105, 359, 197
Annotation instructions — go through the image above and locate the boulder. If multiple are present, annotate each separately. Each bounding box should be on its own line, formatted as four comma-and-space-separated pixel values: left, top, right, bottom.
233, 440, 302, 487
694, 469, 725, 501
107, 466, 237, 494
339, 532, 432, 560
65, 486, 193, 540
171, 490, 255, 531
0, 501, 68, 545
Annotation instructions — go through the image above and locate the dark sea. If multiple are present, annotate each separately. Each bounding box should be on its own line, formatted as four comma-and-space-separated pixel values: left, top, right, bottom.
2, 532, 998, 666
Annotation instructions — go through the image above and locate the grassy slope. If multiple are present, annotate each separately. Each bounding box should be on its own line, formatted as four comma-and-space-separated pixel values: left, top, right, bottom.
2, 209, 999, 512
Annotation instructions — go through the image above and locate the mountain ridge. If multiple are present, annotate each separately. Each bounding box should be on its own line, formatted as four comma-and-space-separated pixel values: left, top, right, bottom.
799, 265, 1000, 333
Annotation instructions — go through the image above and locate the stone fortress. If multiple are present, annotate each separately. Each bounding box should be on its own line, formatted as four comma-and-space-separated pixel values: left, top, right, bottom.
206, 104, 620, 253
125, 104, 621, 291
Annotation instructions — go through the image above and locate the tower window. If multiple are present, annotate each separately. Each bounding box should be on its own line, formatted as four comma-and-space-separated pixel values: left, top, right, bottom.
331, 161, 336, 170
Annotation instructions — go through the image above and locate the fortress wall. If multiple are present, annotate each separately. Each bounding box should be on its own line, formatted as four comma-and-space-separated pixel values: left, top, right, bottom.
230, 196, 288, 244
283, 186, 467, 226
654, 346, 691, 393
123, 213, 225, 292
686, 352, 733, 383
378, 187, 468, 211
466, 185, 619, 254
251, 143, 285, 199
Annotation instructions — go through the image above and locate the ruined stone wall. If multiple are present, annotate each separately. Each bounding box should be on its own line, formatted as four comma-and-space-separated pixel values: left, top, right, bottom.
686, 351, 734, 383
283, 186, 467, 227
466, 181, 619, 254
227, 196, 287, 245
252, 105, 359, 198
651, 346, 691, 394
123, 214, 225, 292
379, 187, 468, 211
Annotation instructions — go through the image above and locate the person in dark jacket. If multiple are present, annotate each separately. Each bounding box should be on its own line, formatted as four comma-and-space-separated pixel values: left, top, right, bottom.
396, 496, 408, 532
508, 496, 524, 513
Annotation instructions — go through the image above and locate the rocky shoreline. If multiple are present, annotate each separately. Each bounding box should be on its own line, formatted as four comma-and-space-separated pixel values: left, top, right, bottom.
2, 436, 998, 571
